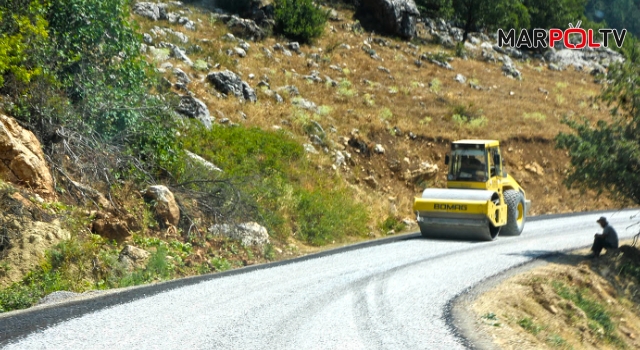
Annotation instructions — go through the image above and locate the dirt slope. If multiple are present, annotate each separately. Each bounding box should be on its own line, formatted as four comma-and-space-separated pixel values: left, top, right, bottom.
473, 244, 640, 349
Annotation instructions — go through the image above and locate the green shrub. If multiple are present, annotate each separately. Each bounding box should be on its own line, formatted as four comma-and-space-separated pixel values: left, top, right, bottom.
193, 59, 208, 71
454, 42, 467, 58
429, 78, 441, 93
183, 124, 303, 180
0, 236, 106, 312
619, 261, 640, 281
518, 317, 545, 335
546, 334, 567, 347
450, 104, 487, 129
415, 0, 454, 19
419, 116, 432, 125
1, 0, 183, 187
422, 51, 451, 63
263, 244, 276, 260
452, 114, 488, 129
379, 107, 393, 121
210, 257, 232, 271
338, 79, 356, 97
380, 216, 406, 233
182, 124, 302, 240
363, 93, 375, 107
274, 0, 328, 43
0, 233, 191, 312
118, 246, 179, 287
482, 312, 497, 320
295, 189, 368, 246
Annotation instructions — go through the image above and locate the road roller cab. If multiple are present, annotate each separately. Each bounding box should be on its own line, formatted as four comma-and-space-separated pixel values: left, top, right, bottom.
413, 140, 530, 241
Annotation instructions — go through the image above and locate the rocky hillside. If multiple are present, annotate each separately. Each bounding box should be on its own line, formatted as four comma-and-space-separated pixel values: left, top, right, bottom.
132, 0, 622, 215
0, 0, 631, 312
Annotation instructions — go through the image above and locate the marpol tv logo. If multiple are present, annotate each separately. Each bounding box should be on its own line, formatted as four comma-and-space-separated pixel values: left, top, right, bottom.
497, 21, 627, 49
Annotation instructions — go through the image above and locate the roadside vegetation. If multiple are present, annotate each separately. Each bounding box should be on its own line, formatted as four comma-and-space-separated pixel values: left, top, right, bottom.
557, 37, 640, 207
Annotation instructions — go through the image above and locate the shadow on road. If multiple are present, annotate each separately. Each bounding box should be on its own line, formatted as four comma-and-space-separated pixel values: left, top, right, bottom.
417, 236, 492, 244
505, 249, 594, 266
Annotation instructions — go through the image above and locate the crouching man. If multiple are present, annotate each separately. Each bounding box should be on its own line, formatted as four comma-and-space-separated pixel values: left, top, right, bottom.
588, 216, 619, 258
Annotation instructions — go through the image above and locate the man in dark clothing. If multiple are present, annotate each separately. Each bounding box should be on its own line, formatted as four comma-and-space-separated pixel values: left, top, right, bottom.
588, 216, 619, 258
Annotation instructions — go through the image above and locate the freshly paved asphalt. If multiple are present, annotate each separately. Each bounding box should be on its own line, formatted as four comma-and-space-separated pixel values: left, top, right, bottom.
1, 210, 637, 349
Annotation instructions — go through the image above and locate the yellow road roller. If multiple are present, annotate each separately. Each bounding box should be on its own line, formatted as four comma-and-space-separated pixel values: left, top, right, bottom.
413, 140, 530, 240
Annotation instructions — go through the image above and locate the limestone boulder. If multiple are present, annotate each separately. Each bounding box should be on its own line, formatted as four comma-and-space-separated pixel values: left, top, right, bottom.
404, 161, 439, 183
207, 70, 257, 102
143, 185, 180, 227
132, 2, 168, 21
214, 14, 266, 41
0, 114, 55, 200
208, 222, 270, 246
119, 245, 151, 270
176, 95, 212, 129
359, 0, 420, 39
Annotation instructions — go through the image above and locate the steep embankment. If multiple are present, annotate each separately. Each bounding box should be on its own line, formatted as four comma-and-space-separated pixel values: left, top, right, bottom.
472, 243, 640, 349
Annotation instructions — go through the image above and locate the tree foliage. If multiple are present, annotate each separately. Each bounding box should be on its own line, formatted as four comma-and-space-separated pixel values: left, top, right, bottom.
214, 0, 254, 16
586, 0, 640, 38
416, 0, 588, 42
0, 0, 48, 89
274, 0, 328, 44
556, 39, 640, 204
0, 0, 181, 183
44, 0, 152, 136
452, 0, 529, 42
523, 0, 587, 29
415, 0, 454, 19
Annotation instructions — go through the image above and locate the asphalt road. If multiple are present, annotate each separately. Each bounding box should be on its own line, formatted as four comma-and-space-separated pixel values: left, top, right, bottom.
1, 210, 638, 349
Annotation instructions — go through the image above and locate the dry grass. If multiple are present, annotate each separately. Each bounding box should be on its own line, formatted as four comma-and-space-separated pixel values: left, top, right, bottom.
136, 6, 610, 139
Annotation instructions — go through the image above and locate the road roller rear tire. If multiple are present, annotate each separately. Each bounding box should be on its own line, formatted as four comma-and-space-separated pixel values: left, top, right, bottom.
502, 189, 525, 236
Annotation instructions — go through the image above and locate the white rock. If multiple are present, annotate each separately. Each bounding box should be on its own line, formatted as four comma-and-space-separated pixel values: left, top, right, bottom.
143, 33, 153, 44
185, 150, 222, 172
234, 47, 247, 58
184, 20, 196, 31
288, 42, 301, 53
401, 218, 416, 227
334, 151, 345, 166
292, 97, 317, 112
239, 41, 251, 52
303, 144, 319, 154
208, 222, 270, 246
